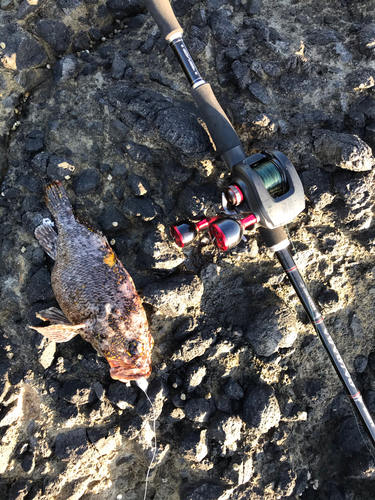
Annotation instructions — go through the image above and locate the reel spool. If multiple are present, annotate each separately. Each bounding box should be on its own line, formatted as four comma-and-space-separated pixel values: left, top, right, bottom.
252, 159, 287, 198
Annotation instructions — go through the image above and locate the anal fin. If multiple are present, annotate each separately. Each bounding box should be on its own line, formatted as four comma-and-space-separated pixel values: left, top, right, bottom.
29, 323, 85, 342
35, 221, 58, 260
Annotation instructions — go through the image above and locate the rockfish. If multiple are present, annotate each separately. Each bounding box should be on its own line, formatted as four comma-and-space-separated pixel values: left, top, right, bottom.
30, 181, 153, 382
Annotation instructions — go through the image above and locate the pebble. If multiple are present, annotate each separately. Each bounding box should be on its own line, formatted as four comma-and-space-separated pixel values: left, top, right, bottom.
98, 205, 129, 233
122, 196, 160, 221
179, 430, 208, 462
73, 169, 100, 195
243, 384, 281, 433
185, 397, 212, 422
107, 381, 138, 410
127, 173, 150, 197
28, 268, 54, 303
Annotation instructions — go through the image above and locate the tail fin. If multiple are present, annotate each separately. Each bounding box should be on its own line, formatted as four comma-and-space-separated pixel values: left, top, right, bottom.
45, 181, 73, 219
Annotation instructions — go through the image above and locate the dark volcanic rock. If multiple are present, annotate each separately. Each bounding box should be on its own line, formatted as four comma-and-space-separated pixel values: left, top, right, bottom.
0, 23, 47, 70
46, 155, 75, 181
28, 268, 54, 303
111, 52, 128, 79
136, 378, 169, 420
55, 428, 89, 460
177, 184, 217, 218
300, 167, 334, 209
25, 129, 44, 153
248, 82, 270, 105
98, 205, 129, 233
122, 196, 160, 221
137, 227, 185, 269
179, 430, 208, 462
143, 275, 204, 317
127, 173, 150, 196
21, 452, 34, 473
243, 384, 281, 433
186, 483, 224, 500
120, 415, 143, 440
54, 55, 79, 84
246, 0, 262, 15
223, 377, 244, 400
171, 327, 217, 364
35, 19, 72, 54
314, 130, 374, 171
106, 0, 142, 17
335, 417, 367, 457
185, 364, 206, 393
209, 414, 242, 449
8, 479, 32, 500
107, 381, 138, 409
209, 10, 235, 46
122, 141, 153, 163
1, 1, 375, 498
73, 168, 101, 195
245, 305, 297, 357
185, 397, 212, 422
60, 380, 96, 405
109, 119, 129, 143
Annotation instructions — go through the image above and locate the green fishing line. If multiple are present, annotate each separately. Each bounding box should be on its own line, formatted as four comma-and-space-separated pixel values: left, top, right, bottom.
253, 160, 285, 197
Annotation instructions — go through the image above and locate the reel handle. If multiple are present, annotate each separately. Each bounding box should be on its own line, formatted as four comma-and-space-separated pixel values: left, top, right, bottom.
142, 0, 183, 40
170, 217, 218, 248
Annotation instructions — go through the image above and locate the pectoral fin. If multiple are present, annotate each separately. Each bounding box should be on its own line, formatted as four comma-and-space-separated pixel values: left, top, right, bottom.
35, 221, 58, 260
36, 307, 71, 325
30, 323, 85, 342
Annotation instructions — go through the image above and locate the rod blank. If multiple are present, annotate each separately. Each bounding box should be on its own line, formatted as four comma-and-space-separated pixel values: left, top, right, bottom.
277, 247, 375, 446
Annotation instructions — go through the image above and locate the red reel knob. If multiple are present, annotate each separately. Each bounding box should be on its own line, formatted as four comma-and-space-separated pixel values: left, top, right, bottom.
170, 222, 197, 248
209, 219, 242, 251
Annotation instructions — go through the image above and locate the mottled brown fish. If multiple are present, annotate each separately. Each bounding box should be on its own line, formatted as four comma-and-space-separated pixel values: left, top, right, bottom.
30, 181, 153, 382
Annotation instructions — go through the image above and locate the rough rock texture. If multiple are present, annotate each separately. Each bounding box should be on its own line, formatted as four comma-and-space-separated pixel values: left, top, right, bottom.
1, 1, 375, 500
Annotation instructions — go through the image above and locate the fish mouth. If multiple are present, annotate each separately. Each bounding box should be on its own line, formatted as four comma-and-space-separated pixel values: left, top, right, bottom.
107, 359, 151, 382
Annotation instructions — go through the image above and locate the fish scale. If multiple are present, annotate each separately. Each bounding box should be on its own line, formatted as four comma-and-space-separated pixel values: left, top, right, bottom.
30, 181, 153, 382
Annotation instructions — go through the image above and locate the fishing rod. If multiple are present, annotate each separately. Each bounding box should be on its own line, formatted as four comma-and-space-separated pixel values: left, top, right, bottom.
142, 0, 375, 446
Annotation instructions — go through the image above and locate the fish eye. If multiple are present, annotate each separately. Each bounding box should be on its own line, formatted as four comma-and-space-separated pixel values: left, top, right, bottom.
127, 340, 139, 357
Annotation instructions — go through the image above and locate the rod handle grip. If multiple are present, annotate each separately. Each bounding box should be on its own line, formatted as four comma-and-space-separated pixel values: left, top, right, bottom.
191, 83, 242, 157
143, 0, 183, 40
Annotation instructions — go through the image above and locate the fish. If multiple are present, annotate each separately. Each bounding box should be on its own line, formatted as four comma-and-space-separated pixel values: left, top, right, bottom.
29, 181, 153, 382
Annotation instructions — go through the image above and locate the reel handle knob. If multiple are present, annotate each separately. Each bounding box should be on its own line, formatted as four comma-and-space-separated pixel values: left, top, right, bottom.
209, 214, 258, 251
170, 222, 198, 248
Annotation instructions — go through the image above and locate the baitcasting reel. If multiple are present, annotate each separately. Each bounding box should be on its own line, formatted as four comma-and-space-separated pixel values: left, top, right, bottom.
170, 150, 305, 252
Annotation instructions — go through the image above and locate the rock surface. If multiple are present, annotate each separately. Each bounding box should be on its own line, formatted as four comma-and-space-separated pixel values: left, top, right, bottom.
1, 1, 375, 500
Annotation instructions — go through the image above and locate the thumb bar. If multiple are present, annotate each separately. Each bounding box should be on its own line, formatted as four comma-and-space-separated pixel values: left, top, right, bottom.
142, 0, 183, 40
